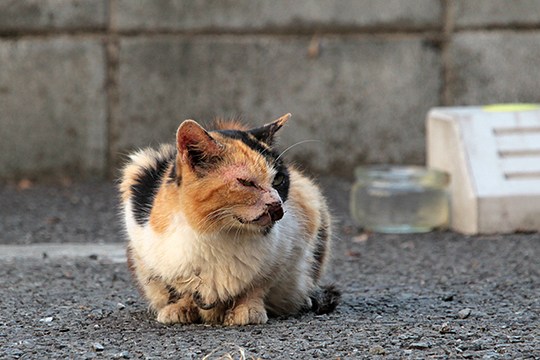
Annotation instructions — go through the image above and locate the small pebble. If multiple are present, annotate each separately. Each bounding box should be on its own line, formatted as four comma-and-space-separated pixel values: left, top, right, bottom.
352, 233, 369, 243
92, 342, 105, 352
39, 317, 54, 323
440, 322, 451, 334
458, 308, 472, 319
369, 345, 386, 355
442, 293, 455, 301
88, 309, 103, 320
482, 351, 501, 359
469, 341, 483, 351
410, 342, 430, 350
112, 351, 131, 359
20, 339, 35, 348
117, 302, 126, 310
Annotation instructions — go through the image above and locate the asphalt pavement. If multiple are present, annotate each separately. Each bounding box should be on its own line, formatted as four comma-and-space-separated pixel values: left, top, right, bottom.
1, 177, 539, 359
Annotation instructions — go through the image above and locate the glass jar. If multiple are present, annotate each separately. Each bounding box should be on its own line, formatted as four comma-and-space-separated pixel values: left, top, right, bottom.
350, 166, 450, 233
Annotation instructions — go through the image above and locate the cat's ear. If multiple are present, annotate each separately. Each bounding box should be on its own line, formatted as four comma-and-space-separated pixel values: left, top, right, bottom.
176, 120, 223, 170
248, 113, 291, 146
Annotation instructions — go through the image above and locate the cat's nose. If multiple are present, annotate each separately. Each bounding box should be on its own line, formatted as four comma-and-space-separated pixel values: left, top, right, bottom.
267, 202, 284, 222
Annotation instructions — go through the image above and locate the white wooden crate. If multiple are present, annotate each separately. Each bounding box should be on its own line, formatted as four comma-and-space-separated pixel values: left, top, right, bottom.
427, 105, 540, 234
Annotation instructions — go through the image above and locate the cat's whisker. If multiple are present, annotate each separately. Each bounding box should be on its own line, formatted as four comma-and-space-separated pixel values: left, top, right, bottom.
224, 221, 239, 237
275, 139, 321, 162
199, 206, 246, 234
236, 223, 252, 240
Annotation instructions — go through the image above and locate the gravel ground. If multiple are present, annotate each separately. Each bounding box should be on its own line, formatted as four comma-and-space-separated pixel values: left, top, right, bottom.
0, 181, 123, 245
1, 178, 539, 359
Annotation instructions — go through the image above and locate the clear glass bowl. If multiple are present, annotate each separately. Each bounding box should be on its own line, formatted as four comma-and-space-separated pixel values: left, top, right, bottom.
350, 166, 450, 233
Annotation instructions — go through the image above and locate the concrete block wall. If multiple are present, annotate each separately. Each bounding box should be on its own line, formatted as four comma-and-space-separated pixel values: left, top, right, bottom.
1, 0, 539, 181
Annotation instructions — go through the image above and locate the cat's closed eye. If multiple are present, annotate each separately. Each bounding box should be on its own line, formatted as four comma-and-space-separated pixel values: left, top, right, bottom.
237, 178, 257, 188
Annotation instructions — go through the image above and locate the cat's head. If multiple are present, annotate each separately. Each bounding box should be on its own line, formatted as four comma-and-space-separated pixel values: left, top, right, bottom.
174, 114, 291, 235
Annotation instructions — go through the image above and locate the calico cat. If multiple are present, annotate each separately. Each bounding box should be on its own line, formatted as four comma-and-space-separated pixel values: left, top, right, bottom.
119, 113, 339, 325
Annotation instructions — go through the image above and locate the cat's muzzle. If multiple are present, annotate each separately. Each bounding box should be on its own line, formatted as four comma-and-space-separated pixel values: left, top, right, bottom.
252, 201, 284, 227
267, 202, 284, 222
237, 202, 284, 228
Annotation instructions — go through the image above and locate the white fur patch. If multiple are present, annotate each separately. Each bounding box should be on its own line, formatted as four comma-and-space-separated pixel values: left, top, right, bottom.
125, 199, 312, 307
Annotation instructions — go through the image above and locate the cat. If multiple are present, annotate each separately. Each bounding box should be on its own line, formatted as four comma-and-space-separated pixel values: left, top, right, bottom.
119, 113, 340, 325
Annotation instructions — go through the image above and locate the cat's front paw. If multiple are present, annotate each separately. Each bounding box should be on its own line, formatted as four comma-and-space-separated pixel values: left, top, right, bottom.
156, 301, 199, 324
223, 303, 268, 326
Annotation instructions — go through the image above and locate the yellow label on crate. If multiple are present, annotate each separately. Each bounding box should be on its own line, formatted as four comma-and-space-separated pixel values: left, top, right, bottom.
483, 104, 540, 112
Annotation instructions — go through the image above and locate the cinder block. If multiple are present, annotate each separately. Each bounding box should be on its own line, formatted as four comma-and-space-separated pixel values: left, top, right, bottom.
0, 38, 107, 180
448, 32, 540, 105
115, 0, 441, 31
455, 0, 540, 28
0, 0, 107, 31
112, 36, 441, 175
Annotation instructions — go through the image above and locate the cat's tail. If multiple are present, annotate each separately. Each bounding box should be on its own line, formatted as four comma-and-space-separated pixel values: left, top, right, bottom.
310, 284, 341, 315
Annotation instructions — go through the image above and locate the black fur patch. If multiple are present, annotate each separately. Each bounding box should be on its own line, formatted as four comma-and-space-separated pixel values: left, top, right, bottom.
186, 146, 223, 176
310, 284, 341, 315
272, 166, 290, 203
216, 130, 273, 160
216, 129, 290, 202
166, 285, 182, 304
312, 224, 328, 280
249, 125, 277, 146
131, 154, 174, 226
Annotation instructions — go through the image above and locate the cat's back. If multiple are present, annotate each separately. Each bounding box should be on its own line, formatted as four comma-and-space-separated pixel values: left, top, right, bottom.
119, 144, 176, 225
288, 168, 329, 231
286, 168, 332, 278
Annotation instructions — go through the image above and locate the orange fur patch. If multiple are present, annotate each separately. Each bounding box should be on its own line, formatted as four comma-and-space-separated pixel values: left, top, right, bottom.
149, 176, 182, 234
119, 163, 141, 203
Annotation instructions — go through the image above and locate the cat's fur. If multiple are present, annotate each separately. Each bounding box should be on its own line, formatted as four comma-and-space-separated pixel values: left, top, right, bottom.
119, 113, 339, 325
